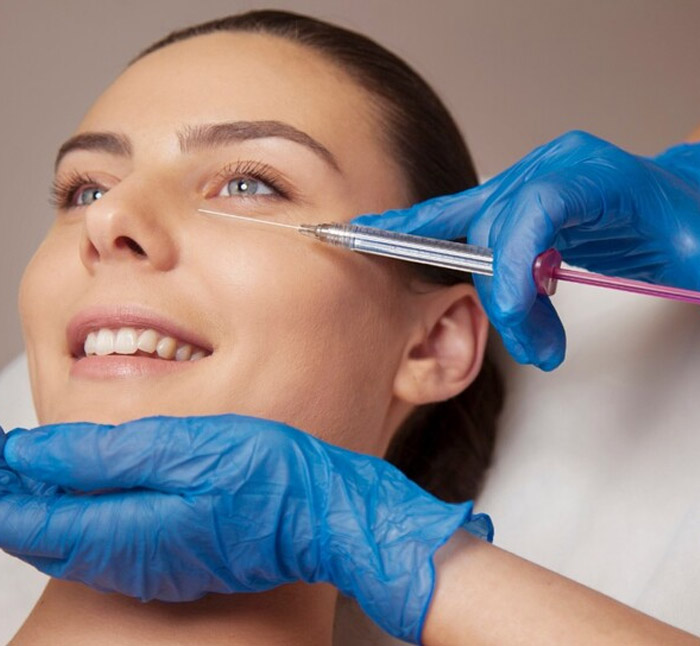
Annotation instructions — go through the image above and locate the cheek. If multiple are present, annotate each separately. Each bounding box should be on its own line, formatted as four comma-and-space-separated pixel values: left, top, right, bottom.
19, 227, 84, 418
203, 232, 408, 451
20, 241, 60, 351
19, 250, 56, 420
19, 228, 81, 339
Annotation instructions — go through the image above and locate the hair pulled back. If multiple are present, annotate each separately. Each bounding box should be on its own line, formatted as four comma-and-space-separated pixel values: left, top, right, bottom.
136, 10, 504, 502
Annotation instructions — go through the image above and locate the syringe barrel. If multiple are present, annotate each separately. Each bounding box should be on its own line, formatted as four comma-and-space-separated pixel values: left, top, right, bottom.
307, 223, 495, 277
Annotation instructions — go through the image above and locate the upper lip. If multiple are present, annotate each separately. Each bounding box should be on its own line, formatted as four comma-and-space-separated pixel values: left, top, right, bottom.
67, 305, 214, 358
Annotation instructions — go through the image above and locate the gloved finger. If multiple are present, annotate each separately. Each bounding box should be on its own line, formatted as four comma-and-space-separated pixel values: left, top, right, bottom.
4, 415, 261, 494
472, 271, 565, 369
484, 166, 622, 326
556, 228, 643, 260
375, 131, 588, 238
0, 467, 60, 497
0, 488, 185, 599
0, 492, 92, 561
350, 130, 606, 240
1, 428, 53, 496
471, 273, 529, 365
0, 463, 23, 494
465, 194, 541, 342
562, 241, 661, 277
504, 296, 566, 370
351, 180, 497, 239
4, 423, 115, 491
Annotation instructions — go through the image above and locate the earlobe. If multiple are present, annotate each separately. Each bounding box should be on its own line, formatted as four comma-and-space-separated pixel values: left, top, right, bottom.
393, 285, 489, 405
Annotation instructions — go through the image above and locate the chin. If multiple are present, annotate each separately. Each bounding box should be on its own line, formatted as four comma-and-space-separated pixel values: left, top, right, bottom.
39, 396, 223, 427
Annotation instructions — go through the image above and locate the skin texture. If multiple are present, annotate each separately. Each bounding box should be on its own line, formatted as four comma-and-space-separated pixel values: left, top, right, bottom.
13, 32, 487, 646
424, 531, 700, 645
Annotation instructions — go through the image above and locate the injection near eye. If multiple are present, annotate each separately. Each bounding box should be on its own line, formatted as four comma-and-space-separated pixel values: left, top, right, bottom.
197, 209, 303, 231
195, 208, 700, 305
196, 207, 494, 275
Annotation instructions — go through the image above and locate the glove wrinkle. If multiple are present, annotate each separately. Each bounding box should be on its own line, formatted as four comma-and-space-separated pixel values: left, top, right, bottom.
352, 133, 700, 369
0, 414, 493, 644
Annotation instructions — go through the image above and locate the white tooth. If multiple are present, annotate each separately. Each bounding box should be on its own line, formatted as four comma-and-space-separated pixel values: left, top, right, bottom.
175, 344, 192, 361
95, 329, 115, 356
114, 328, 138, 354
84, 332, 97, 356
190, 351, 206, 361
137, 329, 158, 353
156, 336, 177, 360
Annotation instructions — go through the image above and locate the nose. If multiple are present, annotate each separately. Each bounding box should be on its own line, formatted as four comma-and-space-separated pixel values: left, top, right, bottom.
79, 179, 179, 273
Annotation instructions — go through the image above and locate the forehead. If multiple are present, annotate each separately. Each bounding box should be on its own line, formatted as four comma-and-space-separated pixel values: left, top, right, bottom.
79, 32, 382, 158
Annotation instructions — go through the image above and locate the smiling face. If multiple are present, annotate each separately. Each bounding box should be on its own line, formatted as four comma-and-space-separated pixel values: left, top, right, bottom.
20, 32, 484, 456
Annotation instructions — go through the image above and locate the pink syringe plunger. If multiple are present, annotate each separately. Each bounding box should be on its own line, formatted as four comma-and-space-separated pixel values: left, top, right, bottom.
532, 248, 700, 305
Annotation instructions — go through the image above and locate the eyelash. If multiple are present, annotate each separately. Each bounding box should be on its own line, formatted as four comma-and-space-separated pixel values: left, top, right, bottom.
212, 160, 291, 201
48, 160, 292, 210
49, 170, 102, 210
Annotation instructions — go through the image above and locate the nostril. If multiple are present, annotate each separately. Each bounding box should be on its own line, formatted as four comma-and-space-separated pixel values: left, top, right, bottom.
116, 236, 146, 256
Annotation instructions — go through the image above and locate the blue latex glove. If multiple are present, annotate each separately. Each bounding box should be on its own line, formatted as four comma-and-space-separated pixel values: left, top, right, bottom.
0, 416, 492, 644
353, 131, 700, 370
0, 428, 56, 498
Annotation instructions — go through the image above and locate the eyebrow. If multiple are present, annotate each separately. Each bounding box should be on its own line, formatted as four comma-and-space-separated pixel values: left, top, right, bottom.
54, 120, 340, 172
55, 132, 132, 170
179, 121, 340, 172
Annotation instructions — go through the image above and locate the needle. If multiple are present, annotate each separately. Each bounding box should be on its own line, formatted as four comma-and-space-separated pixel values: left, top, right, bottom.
197, 208, 303, 230
196, 208, 700, 305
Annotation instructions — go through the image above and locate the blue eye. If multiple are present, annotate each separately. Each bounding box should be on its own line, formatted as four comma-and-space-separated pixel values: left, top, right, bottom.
220, 177, 275, 197
74, 186, 105, 206
49, 172, 108, 210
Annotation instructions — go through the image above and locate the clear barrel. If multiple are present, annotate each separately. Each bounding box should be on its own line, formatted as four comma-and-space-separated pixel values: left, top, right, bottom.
303, 223, 494, 277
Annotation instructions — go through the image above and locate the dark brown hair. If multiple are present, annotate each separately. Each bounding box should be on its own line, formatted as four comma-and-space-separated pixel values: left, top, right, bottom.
136, 10, 504, 503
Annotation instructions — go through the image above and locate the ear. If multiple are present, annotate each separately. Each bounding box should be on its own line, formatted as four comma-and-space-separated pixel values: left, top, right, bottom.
393, 284, 489, 405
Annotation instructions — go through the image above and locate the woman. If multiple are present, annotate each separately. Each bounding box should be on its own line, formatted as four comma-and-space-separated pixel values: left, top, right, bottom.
3, 10, 699, 646
7, 10, 501, 645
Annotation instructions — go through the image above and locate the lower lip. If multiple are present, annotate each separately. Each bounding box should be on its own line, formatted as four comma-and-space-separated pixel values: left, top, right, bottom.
70, 355, 205, 379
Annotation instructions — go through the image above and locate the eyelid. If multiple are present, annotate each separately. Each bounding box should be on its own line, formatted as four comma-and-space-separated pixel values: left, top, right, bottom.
209, 160, 297, 202
49, 170, 112, 210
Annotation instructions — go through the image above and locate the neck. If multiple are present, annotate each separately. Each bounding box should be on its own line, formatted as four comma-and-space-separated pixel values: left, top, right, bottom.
11, 579, 337, 646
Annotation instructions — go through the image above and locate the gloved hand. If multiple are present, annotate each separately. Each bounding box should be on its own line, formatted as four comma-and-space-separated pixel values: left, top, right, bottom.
353, 131, 700, 370
0, 415, 492, 644
0, 428, 55, 497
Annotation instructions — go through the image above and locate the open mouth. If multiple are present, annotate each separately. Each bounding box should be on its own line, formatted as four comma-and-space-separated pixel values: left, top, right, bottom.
66, 306, 216, 378
79, 327, 210, 362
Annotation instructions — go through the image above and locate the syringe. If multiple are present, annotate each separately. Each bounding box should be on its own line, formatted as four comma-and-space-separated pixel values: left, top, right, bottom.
197, 209, 700, 305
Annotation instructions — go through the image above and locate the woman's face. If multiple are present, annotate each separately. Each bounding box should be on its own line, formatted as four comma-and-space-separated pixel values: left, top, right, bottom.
19, 33, 443, 454
20, 34, 482, 452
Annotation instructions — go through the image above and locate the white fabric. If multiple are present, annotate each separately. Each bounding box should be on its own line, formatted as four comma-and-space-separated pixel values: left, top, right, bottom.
1, 284, 699, 642
478, 283, 700, 635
